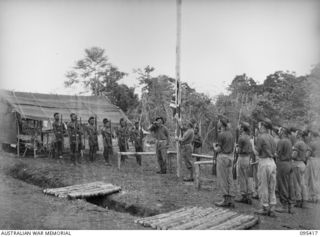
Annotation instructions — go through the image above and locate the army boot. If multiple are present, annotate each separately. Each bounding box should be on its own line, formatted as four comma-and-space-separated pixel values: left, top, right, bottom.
228, 196, 235, 208
254, 206, 269, 216
269, 205, 277, 217
275, 203, 288, 213
235, 195, 248, 204
215, 195, 229, 207
288, 203, 295, 214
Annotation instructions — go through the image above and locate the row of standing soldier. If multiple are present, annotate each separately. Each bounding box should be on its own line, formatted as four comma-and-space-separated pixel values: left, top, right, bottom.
213, 115, 320, 217
52, 113, 144, 166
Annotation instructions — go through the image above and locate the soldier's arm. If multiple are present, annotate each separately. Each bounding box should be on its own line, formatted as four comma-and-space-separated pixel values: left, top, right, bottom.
179, 129, 192, 142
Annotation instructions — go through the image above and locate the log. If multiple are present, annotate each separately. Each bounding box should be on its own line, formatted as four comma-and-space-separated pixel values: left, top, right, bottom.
159, 207, 209, 229
165, 207, 217, 230
135, 207, 188, 224
232, 217, 259, 230
169, 208, 225, 230
162, 207, 228, 230
211, 215, 254, 230
152, 207, 199, 229
194, 163, 200, 190
192, 154, 213, 160
68, 187, 121, 199
193, 211, 238, 230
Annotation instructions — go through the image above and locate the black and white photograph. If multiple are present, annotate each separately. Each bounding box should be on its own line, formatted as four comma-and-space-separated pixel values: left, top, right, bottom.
0, 0, 319, 233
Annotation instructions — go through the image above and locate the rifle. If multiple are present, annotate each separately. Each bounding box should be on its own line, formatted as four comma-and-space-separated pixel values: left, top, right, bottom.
79, 117, 83, 157
95, 115, 99, 151
232, 94, 244, 180
248, 120, 257, 177
75, 116, 79, 156
232, 127, 240, 180
212, 118, 218, 175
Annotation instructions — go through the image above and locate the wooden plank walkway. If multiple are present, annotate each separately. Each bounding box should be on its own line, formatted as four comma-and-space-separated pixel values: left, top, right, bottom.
135, 207, 259, 230
43, 181, 121, 199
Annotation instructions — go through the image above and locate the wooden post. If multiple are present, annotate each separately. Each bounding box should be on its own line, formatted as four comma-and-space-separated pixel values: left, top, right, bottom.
176, 0, 182, 178
16, 113, 20, 158
33, 120, 37, 158
194, 163, 200, 190
117, 152, 121, 170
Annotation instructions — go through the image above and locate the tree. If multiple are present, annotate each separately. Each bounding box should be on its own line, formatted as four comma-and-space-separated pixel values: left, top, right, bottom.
135, 66, 175, 129
65, 47, 139, 115
65, 47, 112, 95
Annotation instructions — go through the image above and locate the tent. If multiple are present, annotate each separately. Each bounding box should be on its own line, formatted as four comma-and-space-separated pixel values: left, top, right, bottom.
0, 89, 130, 145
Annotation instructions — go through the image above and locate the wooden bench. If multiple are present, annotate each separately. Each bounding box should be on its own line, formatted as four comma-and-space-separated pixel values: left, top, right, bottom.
192, 154, 213, 190
117, 151, 177, 170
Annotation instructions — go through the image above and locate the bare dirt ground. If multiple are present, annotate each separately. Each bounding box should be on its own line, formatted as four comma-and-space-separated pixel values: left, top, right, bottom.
1, 149, 319, 230
0, 172, 143, 229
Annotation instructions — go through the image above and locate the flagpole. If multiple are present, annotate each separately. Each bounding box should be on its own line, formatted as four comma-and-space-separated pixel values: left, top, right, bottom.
176, 0, 182, 178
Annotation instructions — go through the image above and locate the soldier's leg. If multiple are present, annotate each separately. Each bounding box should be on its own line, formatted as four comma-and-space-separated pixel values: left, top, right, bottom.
76, 144, 81, 164
292, 164, 302, 206
135, 146, 142, 166
58, 141, 63, 158
255, 159, 269, 215
182, 145, 193, 181
120, 144, 127, 162
215, 155, 232, 207
267, 159, 277, 216
70, 143, 76, 165
300, 163, 308, 204
159, 145, 168, 173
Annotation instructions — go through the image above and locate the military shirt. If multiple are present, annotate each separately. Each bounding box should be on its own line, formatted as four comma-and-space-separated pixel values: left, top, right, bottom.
310, 138, 320, 157
117, 126, 129, 146
193, 133, 202, 148
238, 133, 252, 155
52, 120, 64, 141
150, 124, 170, 143
101, 126, 113, 148
67, 121, 82, 144
130, 127, 144, 148
180, 128, 194, 145
87, 124, 98, 146
255, 133, 276, 158
276, 137, 292, 161
292, 140, 308, 162
217, 130, 234, 154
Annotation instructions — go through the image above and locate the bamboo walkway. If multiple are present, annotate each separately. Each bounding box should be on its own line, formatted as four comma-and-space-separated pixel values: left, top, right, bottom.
135, 207, 259, 230
43, 181, 121, 199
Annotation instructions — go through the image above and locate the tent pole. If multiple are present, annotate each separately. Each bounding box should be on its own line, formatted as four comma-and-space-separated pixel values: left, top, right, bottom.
16, 113, 20, 158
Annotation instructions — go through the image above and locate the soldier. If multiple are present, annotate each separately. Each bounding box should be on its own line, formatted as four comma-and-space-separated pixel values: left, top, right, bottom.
305, 131, 320, 202
130, 121, 144, 166
101, 118, 113, 166
275, 127, 295, 214
148, 116, 170, 174
176, 120, 194, 181
214, 116, 235, 208
67, 113, 82, 165
235, 121, 253, 205
292, 129, 308, 208
192, 126, 202, 160
86, 116, 99, 162
252, 118, 277, 217
117, 118, 129, 162
52, 112, 65, 159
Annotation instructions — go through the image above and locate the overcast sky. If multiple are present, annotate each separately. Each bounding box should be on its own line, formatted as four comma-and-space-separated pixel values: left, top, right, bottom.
0, 0, 319, 97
